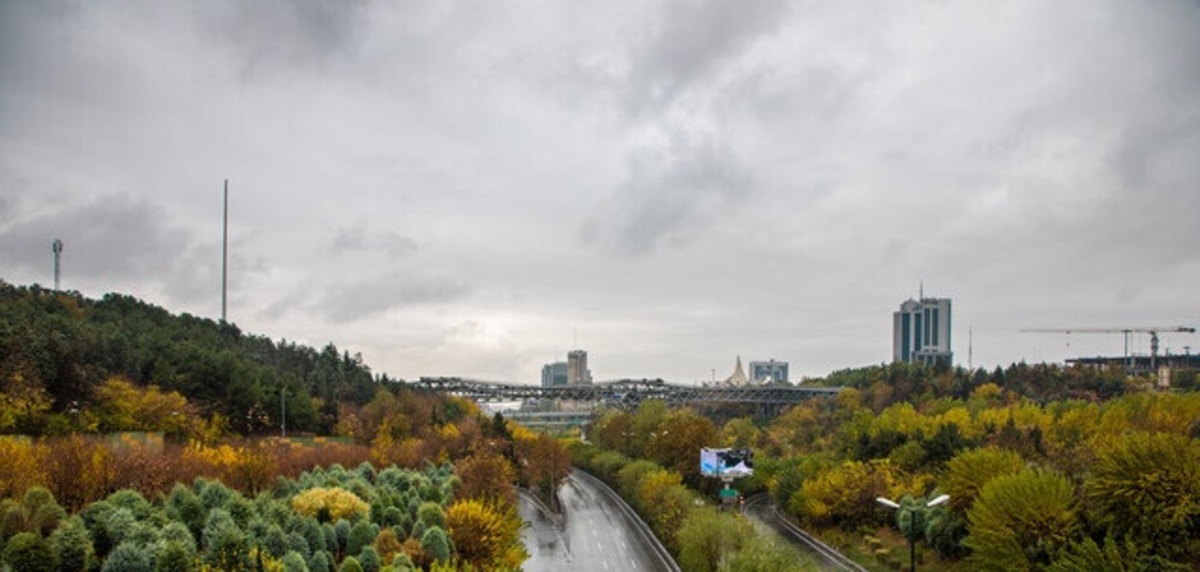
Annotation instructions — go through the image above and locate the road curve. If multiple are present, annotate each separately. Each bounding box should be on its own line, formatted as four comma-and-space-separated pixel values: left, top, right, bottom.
743, 494, 868, 572
519, 469, 680, 572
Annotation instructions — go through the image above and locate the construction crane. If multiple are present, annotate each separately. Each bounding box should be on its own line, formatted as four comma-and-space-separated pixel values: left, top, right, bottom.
1021, 326, 1196, 370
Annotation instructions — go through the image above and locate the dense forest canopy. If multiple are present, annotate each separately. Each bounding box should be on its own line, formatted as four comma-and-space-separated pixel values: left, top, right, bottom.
0, 280, 387, 436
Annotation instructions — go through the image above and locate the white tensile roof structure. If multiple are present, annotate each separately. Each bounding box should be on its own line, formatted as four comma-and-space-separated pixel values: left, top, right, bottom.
725, 356, 749, 386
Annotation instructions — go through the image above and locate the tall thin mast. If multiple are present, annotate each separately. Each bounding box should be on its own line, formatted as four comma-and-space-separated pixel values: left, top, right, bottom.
221, 180, 228, 322
52, 239, 63, 291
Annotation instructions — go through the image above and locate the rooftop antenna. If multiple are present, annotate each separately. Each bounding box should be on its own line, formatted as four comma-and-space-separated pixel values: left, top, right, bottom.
221, 180, 229, 323
52, 239, 63, 291
919, 280, 924, 301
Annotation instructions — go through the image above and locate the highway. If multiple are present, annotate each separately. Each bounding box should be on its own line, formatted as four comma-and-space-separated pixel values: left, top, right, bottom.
519, 470, 678, 572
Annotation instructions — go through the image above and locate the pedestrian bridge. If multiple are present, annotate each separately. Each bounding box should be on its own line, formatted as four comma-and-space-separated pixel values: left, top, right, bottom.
414, 377, 843, 410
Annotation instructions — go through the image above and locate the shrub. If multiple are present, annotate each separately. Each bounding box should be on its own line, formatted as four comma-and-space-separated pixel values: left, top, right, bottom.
263, 524, 289, 558
287, 530, 311, 560
445, 499, 524, 569
415, 503, 444, 530
105, 490, 152, 520
419, 526, 451, 563
3, 532, 58, 572
307, 550, 332, 572
101, 542, 151, 572
357, 546, 380, 572
942, 447, 1024, 514
204, 524, 247, 570
281, 550, 308, 572
291, 489, 369, 523
1086, 432, 1200, 561
50, 517, 96, 572
154, 540, 193, 572
346, 521, 376, 557
21, 488, 66, 537
390, 552, 415, 571
104, 508, 137, 547
158, 522, 196, 555
164, 485, 206, 542
677, 507, 752, 572
201, 509, 236, 550
965, 468, 1079, 571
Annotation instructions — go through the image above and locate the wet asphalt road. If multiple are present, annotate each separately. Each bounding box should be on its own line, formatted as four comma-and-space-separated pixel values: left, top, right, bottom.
520, 470, 666, 572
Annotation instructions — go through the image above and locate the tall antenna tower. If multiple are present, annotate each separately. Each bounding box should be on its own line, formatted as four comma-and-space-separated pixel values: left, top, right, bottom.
221, 180, 229, 322
968, 326, 973, 371
52, 239, 63, 291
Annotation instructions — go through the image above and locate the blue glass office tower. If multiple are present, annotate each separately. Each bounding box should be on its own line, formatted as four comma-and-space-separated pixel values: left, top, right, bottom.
893, 297, 953, 366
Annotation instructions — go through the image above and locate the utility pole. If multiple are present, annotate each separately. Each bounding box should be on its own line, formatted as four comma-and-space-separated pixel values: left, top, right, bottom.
221, 180, 229, 322
281, 386, 287, 438
52, 239, 63, 291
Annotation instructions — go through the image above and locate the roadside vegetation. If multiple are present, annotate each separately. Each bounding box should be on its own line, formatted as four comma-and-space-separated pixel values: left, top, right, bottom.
580, 364, 1200, 571
0, 282, 573, 571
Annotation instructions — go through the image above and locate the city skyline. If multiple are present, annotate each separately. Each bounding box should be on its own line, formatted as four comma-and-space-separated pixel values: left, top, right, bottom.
1, 2, 1197, 383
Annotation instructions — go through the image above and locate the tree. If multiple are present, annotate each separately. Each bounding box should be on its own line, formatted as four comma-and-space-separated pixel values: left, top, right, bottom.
291, 488, 369, 522
647, 409, 718, 488
281, 551, 308, 572
419, 526, 451, 563
3, 532, 58, 572
676, 507, 752, 572
1045, 536, 1188, 572
513, 433, 570, 504
102, 542, 151, 572
154, 540, 194, 572
942, 447, 1024, 514
636, 469, 692, 553
338, 556, 363, 572
2, 487, 66, 538
357, 546, 380, 572
445, 499, 525, 570
794, 460, 896, 528
964, 468, 1080, 571
346, 521, 376, 558
719, 417, 761, 449
307, 550, 332, 572
1086, 431, 1200, 562
0, 373, 52, 433
452, 452, 516, 505
49, 517, 96, 572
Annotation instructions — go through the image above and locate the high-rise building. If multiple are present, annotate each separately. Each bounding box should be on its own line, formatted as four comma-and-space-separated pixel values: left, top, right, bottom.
541, 362, 568, 387
893, 296, 952, 365
567, 350, 592, 385
749, 360, 789, 384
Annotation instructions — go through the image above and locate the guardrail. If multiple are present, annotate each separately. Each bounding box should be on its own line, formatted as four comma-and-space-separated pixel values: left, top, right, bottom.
572, 469, 683, 572
746, 494, 867, 572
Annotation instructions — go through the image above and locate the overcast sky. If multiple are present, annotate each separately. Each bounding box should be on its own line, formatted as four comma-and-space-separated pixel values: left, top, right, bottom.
2, 1, 1198, 383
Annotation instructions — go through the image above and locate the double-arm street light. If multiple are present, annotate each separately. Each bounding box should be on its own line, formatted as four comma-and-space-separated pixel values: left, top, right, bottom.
876, 493, 949, 572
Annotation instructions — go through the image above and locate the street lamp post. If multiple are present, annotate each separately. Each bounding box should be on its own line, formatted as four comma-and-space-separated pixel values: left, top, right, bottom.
876, 493, 949, 572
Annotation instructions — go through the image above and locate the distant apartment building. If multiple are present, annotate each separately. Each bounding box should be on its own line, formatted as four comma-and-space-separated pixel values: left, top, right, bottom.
541, 362, 568, 387
893, 296, 953, 366
749, 360, 789, 383
567, 349, 592, 385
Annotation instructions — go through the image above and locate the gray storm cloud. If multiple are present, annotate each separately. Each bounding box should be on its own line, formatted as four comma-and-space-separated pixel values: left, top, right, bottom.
1, 1, 1198, 381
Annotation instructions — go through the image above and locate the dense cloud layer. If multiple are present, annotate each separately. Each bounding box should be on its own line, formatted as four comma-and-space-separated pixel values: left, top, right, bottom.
2, 1, 1198, 381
